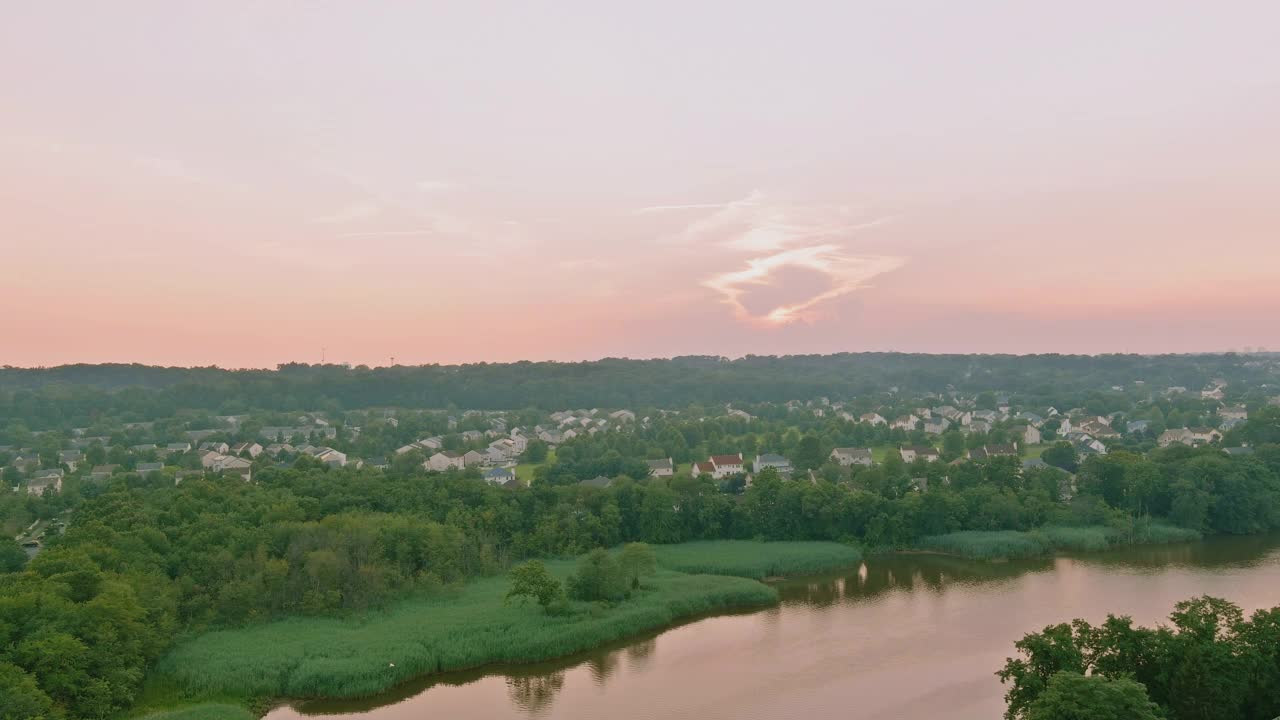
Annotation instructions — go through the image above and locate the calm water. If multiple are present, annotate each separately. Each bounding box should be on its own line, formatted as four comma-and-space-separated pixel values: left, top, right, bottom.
266, 534, 1280, 720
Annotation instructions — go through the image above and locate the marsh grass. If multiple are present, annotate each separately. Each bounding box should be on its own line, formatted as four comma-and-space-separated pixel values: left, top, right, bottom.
922, 522, 1203, 560
651, 540, 863, 579
132, 704, 256, 720
151, 560, 775, 704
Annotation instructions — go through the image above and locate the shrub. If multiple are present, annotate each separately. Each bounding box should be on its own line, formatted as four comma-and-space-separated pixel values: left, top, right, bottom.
567, 549, 627, 602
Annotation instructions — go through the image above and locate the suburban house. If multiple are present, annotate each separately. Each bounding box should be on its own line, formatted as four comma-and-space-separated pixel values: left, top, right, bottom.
58, 450, 83, 471
860, 413, 887, 426
609, 409, 637, 423
462, 449, 488, 467
646, 458, 675, 477
754, 453, 793, 476
166, 442, 192, 453
830, 447, 873, 466
900, 446, 940, 463
922, 417, 951, 435
484, 467, 517, 486
891, 415, 920, 431
580, 475, 614, 489
1018, 425, 1042, 446
230, 442, 263, 458
216, 456, 253, 481
709, 453, 745, 479
27, 471, 63, 495
427, 451, 465, 472
199, 441, 231, 455
312, 448, 347, 468
90, 465, 120, 482
135, 462, 165, 475
694, 460, 716, 476
1126, 420, 1151, 435
1220, 405, 1248, 421
1158, 428, 1222, 448
461, 430, 484, 443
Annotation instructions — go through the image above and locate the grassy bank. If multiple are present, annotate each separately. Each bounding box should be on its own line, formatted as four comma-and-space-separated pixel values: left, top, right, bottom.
653, 540, 863, 578
142, 555, 779, 713
918, 523, 1202, 560
134, 705, 255, 720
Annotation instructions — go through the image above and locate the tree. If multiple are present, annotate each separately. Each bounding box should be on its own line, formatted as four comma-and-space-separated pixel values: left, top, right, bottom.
617, 543, 657, 589
793, 434, 825, 472
566, 549, 627, 602
0, 662, 57, 720
1042, 442, 1079, 473
0, 537, 26, 573
523, 440, 549, 463
505, 560, 562, 610
1026, 672, 1161, 720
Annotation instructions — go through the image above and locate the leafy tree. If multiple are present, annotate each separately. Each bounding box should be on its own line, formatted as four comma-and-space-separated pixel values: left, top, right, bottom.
566, 549, 626, 602
617, 542, 657, 589
0, 661, 58, 720
0, 537, 26, 573
1026, 672, 1161, 720
1041, 442, 1078, 473
523, 440, 549, 463
504, 560, 562, 609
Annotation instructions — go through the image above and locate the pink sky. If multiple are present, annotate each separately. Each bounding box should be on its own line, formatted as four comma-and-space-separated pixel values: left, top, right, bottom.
3, 2, 1279, 367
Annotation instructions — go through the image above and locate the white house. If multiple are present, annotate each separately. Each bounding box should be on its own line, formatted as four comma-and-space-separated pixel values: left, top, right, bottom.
646, 458, 675, 477
709, 453, 745, 479
830, 447, 873, 466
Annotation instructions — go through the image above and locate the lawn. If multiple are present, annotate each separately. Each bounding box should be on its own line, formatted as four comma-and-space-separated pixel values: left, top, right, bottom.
143, 544, 795, 714
1022, 443, 1050, 459
514, 448, 556, 484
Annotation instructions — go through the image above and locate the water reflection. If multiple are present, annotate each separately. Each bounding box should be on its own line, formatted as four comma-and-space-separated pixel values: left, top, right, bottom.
507, 671, 565, 715
272, 533, 1280, 720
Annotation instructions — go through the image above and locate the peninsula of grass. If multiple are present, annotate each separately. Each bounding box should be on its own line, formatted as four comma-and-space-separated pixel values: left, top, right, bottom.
146, 556, 777, 710
652, 540, 863, 579
917, 523, 1202, 560
133, 704, 256, 720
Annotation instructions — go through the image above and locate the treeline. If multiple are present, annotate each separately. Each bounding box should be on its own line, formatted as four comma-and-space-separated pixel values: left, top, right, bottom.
1000, 596, 1280, 720
3, 439, 1280, 718
3, 354, 1275, 422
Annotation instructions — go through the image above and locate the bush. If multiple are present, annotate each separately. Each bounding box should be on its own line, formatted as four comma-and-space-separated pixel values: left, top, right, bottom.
567, 549, 628, 602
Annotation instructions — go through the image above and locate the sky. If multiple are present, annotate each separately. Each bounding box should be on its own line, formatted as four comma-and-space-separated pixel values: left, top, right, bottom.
2, 1, 1279, 368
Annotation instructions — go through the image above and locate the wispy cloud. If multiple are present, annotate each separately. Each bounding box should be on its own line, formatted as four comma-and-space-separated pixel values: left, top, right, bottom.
417, 179, 460, 193
651, 191, 905, 326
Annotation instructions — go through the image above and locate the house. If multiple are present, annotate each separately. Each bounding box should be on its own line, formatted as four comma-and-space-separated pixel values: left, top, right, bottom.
462, 449, 488, 467
830, 447, 873, 466
1018, 425, 1042, 446
135, 462, 165, 476
1224, 446, 1255, 458
166, 442, 192, 453
1126, 420, 1151, 435
230, 442, 263, 458
174, 470, 205, 485
480, 447, 508, 465
90, 465, 119, 482
1188, 427, 1223, 445
58, 450, 83, 471
364, 456, 389, 470
754, 453, 793, 476
1069, 433, 1108, 455
1219, 405, 1248, 422
647, 458, 675, 477
427, 451, 465, 472
726, 408, 753, 421
922, 417, 950, 435
312, 448, 347, 468
460, 430, 484, 443
538, 429, 566, 445
264, 443, 295, 456
1015, 412, 1045, 427
609, 409, 636, 423
693, 461, 716, 476
860, 413, 887, 426
484, 467, 517, 486
1022, 457, 1050, 471
580, 475, 614, 489
891, 415, 920, 431
900, 446, 939, 463
709, 453, 745, 479
1158, 428, 1220, 448
216, 456, 253, 482
395, 444, 421, 455
27, 472, 63, 495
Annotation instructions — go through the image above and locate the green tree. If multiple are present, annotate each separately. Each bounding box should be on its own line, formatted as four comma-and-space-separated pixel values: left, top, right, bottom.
1041, 442, 1079, 473
504, 560, 562, 609
617, 542, 657, 589
523, 440, 549, 463
0, 537, 26, 573
1026, 672, 1161, 720
566, 549, 626, 602
0, 661, 58, 720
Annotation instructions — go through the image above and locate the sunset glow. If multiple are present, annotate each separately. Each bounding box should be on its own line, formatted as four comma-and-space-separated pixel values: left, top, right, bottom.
3, 2, 1279, 367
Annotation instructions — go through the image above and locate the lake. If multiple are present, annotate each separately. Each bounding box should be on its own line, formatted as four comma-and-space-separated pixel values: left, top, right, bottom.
266, 533, 1280, 720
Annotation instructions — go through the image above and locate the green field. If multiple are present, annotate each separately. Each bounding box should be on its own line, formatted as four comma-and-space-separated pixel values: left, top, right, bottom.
653, 540, 862, 579
1022, 443, 1050, 459
142, 543, 830, 716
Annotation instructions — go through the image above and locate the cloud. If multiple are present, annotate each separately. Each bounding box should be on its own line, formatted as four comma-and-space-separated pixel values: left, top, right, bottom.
311, 201, 381, 224
417, 179, 459, 192
653, 191, 905, 325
